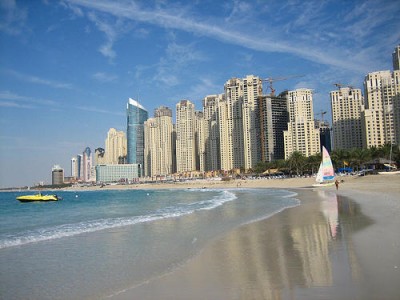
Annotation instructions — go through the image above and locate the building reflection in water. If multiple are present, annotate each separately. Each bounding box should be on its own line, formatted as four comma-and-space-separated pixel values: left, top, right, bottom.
187, 190, 373, 299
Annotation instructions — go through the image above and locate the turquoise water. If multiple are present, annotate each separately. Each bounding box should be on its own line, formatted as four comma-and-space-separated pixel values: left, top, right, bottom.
0, 188, 299, 299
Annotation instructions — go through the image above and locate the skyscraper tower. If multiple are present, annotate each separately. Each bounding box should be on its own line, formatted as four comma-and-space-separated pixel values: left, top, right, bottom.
283, 89, 320, 158
219, 78, 244, 171
203, 94, 222, 171
362, 71, 397, 148
71, 157, 78, 178
195, 111, 205, 172
259, 92, 289, 162
126, 98, 148, 168
330, 87, 363, 150
144, 106, 173, 177
105, 128, 127, 164
82, 147, 93, 182
176, 100, 196, 173
242, 75, 262, 170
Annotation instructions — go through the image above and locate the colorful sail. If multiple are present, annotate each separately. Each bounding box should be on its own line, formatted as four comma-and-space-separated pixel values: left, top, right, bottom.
316, 146, 335, 183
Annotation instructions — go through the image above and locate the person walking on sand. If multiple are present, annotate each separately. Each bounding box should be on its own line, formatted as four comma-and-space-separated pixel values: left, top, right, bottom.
335, 179, 340, 190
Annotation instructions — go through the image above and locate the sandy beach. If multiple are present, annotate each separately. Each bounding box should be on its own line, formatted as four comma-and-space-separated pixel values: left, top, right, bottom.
107, 174, 400, 300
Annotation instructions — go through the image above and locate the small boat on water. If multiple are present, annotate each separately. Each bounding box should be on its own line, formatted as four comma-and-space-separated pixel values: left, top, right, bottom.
313, 146, 336, 187
16, 193, 61, 202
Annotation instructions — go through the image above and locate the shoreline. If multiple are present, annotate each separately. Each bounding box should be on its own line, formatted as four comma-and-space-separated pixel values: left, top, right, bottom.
110, 174, 400, 300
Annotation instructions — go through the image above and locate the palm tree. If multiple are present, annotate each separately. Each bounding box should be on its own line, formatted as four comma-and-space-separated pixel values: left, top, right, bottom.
287, 151, 306, 176
306, 153, 321, 175
331, 148, 349, 170
349, 148, 371, 171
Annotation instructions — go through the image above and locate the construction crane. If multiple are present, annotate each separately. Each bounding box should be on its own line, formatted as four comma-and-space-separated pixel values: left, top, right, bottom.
334, 83, 354, 89
316, 110, 327, 121
262, 75, 304, 96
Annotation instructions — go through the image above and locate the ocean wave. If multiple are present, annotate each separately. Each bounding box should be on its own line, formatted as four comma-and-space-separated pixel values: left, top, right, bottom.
0, 190, 237, 249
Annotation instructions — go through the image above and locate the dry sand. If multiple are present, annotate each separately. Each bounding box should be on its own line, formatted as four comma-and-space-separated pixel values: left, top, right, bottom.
109, 174, 400, 300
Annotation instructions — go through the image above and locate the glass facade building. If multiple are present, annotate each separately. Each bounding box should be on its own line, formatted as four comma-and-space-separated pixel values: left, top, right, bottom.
126, 98, 148, 169
95, 164, 140, 183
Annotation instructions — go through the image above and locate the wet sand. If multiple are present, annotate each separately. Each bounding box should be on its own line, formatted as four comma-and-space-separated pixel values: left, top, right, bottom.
111, 175, 400, 300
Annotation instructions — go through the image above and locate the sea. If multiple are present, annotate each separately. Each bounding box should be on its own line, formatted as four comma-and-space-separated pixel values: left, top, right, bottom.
0, 187, 299, 300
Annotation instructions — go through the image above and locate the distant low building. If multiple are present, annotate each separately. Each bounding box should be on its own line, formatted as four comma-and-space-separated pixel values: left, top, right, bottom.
52, 165, 64, 185
95, 164, 141, 183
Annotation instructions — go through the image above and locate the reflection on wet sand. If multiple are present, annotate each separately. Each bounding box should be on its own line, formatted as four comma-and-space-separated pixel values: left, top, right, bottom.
119, 190, 374, 300
201, 191, 373, 299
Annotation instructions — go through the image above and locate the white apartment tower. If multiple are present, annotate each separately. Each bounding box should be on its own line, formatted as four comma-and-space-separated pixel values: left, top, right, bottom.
105, 128, 127, 164
144, 106, 173, 177
242, 75, 262, 170
219, 78, 244, 171
203, 94, 222, 171
144, 117, 158, 177
176, 100, 196, 173
330, 87, 364, 150
283, 89, 320, 158
362, 70, 399, 148
195, 111, 206, 172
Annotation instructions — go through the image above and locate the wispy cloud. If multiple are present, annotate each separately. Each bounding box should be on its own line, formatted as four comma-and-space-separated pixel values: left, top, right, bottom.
5, 69, 73, 89
76, 105, 124, 116
64, 0, 400, 74
0, 90, 57, 108
152, 41, 206, 87
61, 0, 360, 73
0, 0, 28, 35
93, 72, 118, 82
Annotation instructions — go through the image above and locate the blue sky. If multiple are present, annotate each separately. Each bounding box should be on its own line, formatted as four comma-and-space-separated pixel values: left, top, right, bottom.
0, 0, 399, 188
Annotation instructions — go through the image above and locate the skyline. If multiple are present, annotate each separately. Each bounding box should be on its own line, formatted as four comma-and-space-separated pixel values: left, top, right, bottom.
1, 1, 399, 188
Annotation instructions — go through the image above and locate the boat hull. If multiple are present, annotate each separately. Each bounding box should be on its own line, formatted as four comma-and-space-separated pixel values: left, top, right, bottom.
378, 171, 400, 175
312, 182, 335, 187
16, 194, 59, 202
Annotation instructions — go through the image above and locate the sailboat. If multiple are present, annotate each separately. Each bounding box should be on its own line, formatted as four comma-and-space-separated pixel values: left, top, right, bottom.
313, 146, 336, 187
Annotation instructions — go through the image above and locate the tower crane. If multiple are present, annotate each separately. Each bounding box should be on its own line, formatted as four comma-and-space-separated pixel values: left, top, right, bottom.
262, 75, 304, 96
334, 83, 354, 89
316, 110, 327, 121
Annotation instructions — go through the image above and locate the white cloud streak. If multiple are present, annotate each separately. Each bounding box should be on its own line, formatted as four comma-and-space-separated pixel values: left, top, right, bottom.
62, 0, 394, 74
76, 105, 124, 116
5, 69, 73, 89
0, 90, 58, 108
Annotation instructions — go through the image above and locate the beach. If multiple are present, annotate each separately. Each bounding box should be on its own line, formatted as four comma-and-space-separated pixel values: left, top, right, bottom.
109, 174, 400, 300
1, 174, 399, 300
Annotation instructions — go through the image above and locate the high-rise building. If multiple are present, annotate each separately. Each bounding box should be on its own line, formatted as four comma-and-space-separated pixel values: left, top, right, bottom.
242, 75, 263, 170
219, 78, 244, 171
176, 100, 196, 173
71, 157, 78, 178
284, 89, 320, 159
144, 106, 173, 177
317, 121, 332, 153
393, 44, 400, 71
362, 70, 398, 148
259, 92, 289, 162
105, 128, 127, 164
82, 147, 93, 182
51, 164, 64, 185
94, 148, 105, 166
203, 94, 222, 171
127, 98, 148, 171
330, 87, 364, 150
195, 111, 206, 172
71, 154, 82, 180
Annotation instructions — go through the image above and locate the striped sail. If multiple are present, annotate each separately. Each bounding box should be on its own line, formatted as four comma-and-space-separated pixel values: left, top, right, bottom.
316, 146, 335, 183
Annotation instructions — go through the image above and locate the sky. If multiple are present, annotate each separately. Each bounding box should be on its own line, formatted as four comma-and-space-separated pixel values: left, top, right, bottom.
0, 0, 399, 188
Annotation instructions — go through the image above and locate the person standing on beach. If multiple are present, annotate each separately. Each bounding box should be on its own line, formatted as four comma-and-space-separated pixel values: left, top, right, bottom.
335, 179, 339, 190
